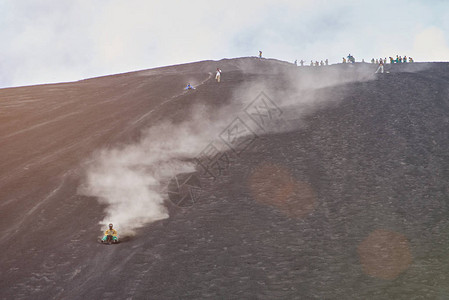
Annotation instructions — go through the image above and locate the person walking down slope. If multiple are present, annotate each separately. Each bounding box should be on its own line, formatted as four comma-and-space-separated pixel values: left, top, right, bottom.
259, 51, 263, 58
375, 60, 384, 74
215, 68, 222, 83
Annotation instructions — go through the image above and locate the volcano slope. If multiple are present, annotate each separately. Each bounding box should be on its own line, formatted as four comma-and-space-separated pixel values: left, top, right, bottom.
1, 58, 449, 299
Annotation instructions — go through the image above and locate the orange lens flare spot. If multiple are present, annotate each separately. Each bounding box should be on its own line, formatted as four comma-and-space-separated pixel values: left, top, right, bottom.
249, 163, 316, 218
357, 229, 412, 280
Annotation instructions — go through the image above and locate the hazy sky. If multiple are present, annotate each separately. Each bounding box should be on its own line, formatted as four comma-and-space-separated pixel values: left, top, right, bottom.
1, 0, 448, 88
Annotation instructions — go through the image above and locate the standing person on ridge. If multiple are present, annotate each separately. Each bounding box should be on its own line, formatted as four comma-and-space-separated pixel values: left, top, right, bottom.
259, 51, 262, 58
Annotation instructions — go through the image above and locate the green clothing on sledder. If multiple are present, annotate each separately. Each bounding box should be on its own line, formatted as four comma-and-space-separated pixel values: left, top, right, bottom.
102, 228, 118, 241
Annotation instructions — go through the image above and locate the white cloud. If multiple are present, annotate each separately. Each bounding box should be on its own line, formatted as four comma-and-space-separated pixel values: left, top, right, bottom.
412, 27, 449, 61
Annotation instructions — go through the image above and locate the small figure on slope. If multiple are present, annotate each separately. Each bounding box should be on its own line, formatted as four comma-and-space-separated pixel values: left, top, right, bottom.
215, 68, 222, 83
375, 60, 384, 74
185, 83, 195, 90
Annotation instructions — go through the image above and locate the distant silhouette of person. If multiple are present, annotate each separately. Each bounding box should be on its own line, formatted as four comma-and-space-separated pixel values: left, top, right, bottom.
320, 60, 324, 66
371, 58, 375, 64
294, 59, 297, 66
259, 51, 262, 58
325, 59, 328, 66
300, 60, 304, 66
310, 60, 314, 66
215, 68, 222, 83
375, 61, 384, 74
409, 57, 414, 63
185, 83, 195, 90
343, 57, 347, 63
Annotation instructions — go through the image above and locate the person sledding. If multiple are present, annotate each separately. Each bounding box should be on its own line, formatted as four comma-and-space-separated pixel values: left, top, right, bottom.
101, 223, 119, 244
185, 83, 195, 90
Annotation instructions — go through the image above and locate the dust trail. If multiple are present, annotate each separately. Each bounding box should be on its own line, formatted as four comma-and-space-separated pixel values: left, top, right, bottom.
79, 115, 223, 235
131, 72, 213, 126
79, 61, 378, 235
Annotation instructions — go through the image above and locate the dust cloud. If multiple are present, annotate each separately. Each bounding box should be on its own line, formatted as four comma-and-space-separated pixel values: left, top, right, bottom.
79, 60, 377, 235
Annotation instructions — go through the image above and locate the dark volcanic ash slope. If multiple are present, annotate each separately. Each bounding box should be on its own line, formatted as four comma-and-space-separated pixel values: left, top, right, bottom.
1, 59, 449, 299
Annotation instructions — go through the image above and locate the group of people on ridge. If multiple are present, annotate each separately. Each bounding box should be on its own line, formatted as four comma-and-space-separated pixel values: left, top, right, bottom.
309, 59, 329, 67
342, 54, 356, 64
183, 51, 416, 89
294, 59, 328, 67
371, 56, 414, 64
